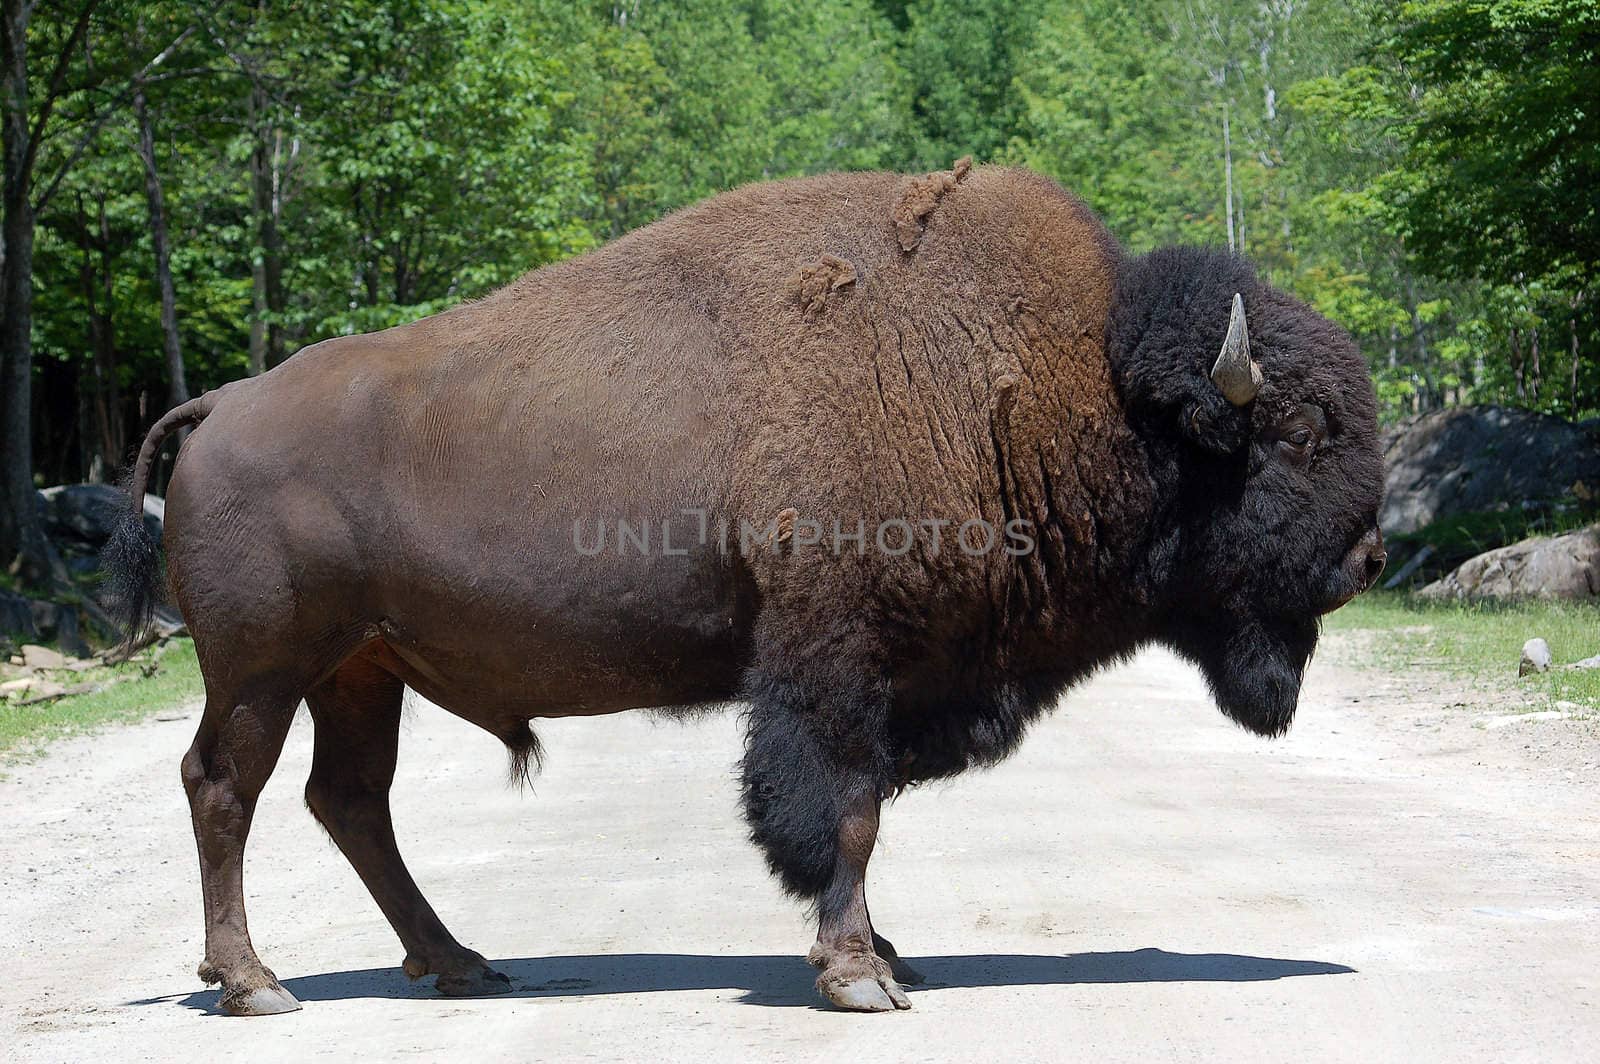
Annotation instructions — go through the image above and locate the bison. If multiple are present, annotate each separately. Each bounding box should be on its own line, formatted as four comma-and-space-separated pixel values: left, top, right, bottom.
106, 160, 1385, 1016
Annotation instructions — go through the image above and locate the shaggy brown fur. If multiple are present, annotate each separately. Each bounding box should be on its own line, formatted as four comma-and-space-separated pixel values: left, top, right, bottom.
892, 155, 972, 250
792, 253, 858, 315
106, 162, 1383, 1016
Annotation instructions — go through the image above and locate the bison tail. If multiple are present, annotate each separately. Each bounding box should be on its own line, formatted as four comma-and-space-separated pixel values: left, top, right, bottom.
102, 392, 218, 656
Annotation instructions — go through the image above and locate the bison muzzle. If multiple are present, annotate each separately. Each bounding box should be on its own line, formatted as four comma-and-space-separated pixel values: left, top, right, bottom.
104, 161, 1384, 1015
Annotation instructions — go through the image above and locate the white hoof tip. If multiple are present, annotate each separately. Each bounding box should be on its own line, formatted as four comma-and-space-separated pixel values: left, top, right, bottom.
222, 983, 302, 1016
823, 977, 911, 1012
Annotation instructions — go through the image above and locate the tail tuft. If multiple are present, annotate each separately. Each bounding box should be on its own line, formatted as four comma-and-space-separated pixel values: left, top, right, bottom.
101, 482, 162, 655
101, 390, 219, 657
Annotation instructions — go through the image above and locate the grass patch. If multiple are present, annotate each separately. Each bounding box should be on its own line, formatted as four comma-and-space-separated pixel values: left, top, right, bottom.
1325, 591, 1600, 709
0, 638, 203, 759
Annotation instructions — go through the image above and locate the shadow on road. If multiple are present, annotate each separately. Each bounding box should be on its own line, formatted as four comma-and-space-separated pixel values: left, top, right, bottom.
141, 947, 1354, 1013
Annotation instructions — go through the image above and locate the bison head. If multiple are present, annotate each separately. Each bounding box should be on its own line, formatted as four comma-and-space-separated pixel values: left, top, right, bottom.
1109, 246, 1385, 737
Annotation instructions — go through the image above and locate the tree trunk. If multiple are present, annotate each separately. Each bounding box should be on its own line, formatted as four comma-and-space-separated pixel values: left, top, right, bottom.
1528, 323, 1541, 403
247, 80, 285, 374
1510, 326, 1525, 402
1572, 290, 1585, 416
133, 82, 189, 413
0, 0, 64, 588
1221, 103, 1236, 252
73, 192, 120, 481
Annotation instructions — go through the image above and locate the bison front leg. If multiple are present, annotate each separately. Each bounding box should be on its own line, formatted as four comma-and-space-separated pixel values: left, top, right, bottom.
740, 676, 913, 1012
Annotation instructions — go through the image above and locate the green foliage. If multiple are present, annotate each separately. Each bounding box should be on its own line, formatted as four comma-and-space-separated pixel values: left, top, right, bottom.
1388, 0, 1600, 285
289, 0, 598, 335
16, 0, 1600, 491
1009, 0, 1218, 249
897, 0, 1043, 167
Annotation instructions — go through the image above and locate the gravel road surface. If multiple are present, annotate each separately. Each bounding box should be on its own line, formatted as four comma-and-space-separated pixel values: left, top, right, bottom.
4, 644, 1596, 1061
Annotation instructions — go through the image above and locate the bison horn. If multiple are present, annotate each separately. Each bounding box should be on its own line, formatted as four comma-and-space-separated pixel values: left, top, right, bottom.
1210, 293, 1262, 406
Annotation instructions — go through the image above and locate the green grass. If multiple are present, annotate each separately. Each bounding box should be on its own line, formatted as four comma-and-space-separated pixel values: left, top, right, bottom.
1326, 591, 1600, 710
0, 638, 203, 759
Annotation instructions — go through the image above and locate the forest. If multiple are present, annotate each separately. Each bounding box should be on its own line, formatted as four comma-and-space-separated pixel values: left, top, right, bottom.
1, 0, 1596, 588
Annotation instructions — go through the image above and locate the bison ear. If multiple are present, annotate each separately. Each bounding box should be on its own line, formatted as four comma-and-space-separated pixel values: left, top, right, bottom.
1179, 396, 1250, 454
1210, 294, 1262, 406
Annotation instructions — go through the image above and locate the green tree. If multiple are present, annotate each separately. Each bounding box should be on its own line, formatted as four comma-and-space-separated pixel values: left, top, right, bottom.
896, 0, 1042, 167
292, 0, 596, 335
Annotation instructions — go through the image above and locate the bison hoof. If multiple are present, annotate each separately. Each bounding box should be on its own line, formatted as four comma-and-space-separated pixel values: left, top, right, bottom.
814, 954, 912, 1012
435, 965, 513, 997
819, 972, 912, 1012
218, 980, 302, 1017
404, 949, 514, 997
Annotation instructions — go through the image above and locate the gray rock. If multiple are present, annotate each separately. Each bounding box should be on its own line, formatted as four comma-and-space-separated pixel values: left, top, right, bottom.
1419, 524, 1600, 602
21, 644, 70, 670
38, 483, 164, 550
1519, 638, 1553, 676
0, 590, 37, 643
1381, 406, 1600, 536
0, 591, 91, 658
1568, 654, 1600, 671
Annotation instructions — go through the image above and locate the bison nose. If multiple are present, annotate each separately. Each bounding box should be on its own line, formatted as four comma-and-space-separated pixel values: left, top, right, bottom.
1352, 527, 1386, 591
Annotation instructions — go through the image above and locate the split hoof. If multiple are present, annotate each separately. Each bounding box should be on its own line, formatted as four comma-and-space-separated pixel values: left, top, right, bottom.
819, 972, 912, 1012
435, 965, 513, 997
405, 949, 514, 997
813, 950, 912, 1013
219, 980, 302, 1016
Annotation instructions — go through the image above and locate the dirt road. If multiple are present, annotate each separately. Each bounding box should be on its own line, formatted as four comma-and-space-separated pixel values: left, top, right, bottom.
3, 643, 1597, 1062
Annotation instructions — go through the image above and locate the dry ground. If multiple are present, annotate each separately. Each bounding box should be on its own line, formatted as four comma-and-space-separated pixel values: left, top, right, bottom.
3, 640, 1596, 1062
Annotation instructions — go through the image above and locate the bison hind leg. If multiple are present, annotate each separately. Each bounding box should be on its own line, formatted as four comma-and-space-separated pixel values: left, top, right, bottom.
304, 654, 512, 998
182, 679, 306, 1016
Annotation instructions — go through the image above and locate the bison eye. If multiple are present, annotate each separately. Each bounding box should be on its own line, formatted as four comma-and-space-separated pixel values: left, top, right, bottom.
1275, 431, 1315, 464
1263, 404, 1325, 465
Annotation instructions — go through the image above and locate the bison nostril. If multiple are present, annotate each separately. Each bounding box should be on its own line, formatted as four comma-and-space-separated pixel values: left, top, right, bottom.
1364, 550, 1387, 587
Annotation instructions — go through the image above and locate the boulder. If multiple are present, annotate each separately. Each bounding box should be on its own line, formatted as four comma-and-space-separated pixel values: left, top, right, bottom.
37, 483, 164, 550
0, 589, 92, 658
29, 600, 90, 658
0, 590, 36, 643
0, 484, 171, 654
21, 644, 70, 669
1381, 406, 1600, 536
1418, 524, 1600, 602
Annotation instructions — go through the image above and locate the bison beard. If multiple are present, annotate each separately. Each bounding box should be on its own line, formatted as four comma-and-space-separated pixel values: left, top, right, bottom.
1171, 616, 1319, 738
106, 162, 1382, 1016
